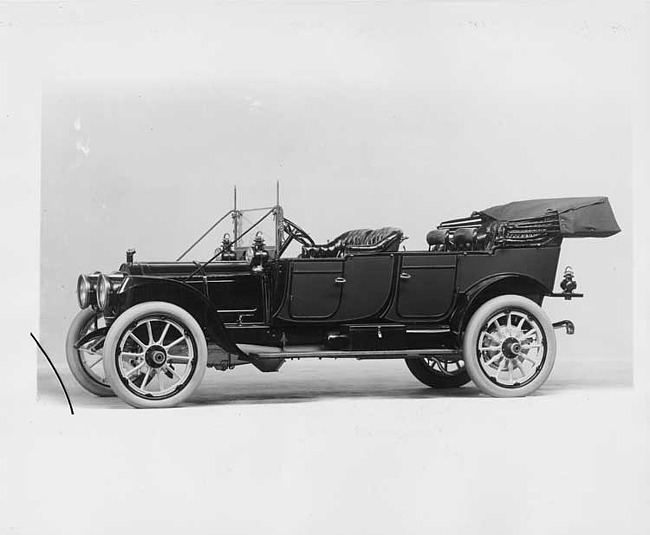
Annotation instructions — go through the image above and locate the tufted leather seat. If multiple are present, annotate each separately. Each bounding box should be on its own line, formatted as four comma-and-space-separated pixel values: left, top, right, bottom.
427, 226, 492, 252
301, 227, 404, 258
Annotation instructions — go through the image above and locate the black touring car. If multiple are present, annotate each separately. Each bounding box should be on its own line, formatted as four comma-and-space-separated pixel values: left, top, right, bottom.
66, 192, 620, 408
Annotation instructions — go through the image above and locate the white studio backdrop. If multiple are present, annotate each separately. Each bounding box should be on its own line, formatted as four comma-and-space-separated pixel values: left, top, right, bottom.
2, 3, 646, 535
40, 2, 632, 373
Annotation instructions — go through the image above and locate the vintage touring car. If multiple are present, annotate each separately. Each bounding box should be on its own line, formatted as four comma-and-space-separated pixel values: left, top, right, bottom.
66, 191, 620, 408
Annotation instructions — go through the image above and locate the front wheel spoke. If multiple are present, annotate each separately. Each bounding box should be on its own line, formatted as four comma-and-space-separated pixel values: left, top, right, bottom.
522, 343, 542, 350
140, 368, 152, 390
158, 323, 171, 345
165, 365, 182, 381
146, 321, 154, 345
124, 362, 146, 378
165, 336, 186, 350
120, 351, 144, 359
128, 332, 147, 350
508, 361, 513, 382
522, 356, 537, 365
157, 372, 163, 392
168, 355, 191, 364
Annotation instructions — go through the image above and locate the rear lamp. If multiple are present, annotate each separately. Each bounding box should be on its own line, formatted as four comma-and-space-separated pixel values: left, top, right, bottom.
77, 274, 92, 309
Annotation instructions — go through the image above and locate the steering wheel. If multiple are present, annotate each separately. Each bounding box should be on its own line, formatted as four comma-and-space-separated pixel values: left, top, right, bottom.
282, 218, 315, 247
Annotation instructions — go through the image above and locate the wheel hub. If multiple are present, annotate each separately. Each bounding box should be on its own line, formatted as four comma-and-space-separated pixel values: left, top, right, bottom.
501, 337, 522, 359
145, 345, 167, 368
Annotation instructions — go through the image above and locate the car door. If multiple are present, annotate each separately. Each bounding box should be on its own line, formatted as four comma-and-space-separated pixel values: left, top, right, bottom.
288, 259, 345, 319
330, 254, 395, 322
393, 254, 457, 319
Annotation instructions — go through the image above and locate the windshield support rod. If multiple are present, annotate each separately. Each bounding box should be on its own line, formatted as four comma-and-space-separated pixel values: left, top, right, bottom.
183, 207, 275, 282
176, 210, 234, 262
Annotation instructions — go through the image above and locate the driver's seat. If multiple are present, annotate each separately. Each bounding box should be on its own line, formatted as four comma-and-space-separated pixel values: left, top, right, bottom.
301, 227, 404, 258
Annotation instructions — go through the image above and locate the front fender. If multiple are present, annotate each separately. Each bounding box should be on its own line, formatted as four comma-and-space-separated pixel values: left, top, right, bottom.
112, 276, 247, 359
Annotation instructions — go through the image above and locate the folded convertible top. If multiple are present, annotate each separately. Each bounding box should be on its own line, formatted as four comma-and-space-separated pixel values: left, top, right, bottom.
477, 197, 621, 238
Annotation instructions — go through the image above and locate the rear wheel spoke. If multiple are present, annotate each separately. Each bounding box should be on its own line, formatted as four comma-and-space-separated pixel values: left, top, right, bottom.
486, 352, 504, 366
514, 361, 527, 377
484, 332, 501, 343
494, 359, 505, 378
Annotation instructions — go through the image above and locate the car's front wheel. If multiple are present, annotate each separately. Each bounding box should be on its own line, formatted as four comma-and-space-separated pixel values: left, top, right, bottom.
462, 295, 556, 397
103, 302, 207, 408
405, 358, 470, 388
65, 308, 115, 397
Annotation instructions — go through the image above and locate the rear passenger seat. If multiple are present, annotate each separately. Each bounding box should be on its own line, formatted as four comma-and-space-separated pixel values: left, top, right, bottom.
426, 226, 491, 252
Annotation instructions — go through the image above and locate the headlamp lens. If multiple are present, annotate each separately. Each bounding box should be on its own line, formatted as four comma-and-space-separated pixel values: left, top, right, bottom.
77, 274, 91, 309
96, 274, 111, 310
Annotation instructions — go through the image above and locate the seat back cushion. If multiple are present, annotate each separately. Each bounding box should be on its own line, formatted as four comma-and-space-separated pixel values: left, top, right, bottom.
301, 227, 403, 257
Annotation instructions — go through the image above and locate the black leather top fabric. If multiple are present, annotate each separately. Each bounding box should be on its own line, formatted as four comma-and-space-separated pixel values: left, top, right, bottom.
479, 196, 621, 238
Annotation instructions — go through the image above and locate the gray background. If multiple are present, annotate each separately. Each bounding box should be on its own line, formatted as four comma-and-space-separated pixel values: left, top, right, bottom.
40, 3, 632, 383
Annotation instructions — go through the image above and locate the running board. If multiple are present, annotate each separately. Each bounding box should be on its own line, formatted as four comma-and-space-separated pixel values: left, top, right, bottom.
238, 344, 461, 360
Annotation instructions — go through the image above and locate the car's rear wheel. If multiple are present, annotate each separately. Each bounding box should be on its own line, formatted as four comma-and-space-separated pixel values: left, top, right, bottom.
103, 302, 207, 409
65, 308, 114, 397
405, 357, 470, 388
463, 295, 556, 397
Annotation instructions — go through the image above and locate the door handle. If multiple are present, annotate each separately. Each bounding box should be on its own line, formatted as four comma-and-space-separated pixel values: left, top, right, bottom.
334, 277, 346, 285
400, 272, 411, 280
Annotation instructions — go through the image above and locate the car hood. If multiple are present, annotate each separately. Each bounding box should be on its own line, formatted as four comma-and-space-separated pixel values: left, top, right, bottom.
120, 260, 252, 277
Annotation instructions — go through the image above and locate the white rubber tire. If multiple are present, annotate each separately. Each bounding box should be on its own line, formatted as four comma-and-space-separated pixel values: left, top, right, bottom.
463, 295, 556, 398
65, 308, 115, 397
103, 302, 207, 409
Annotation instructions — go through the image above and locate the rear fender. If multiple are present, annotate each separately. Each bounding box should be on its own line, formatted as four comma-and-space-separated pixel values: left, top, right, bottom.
451, 274, 552, 335
114, 277, 248, 359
